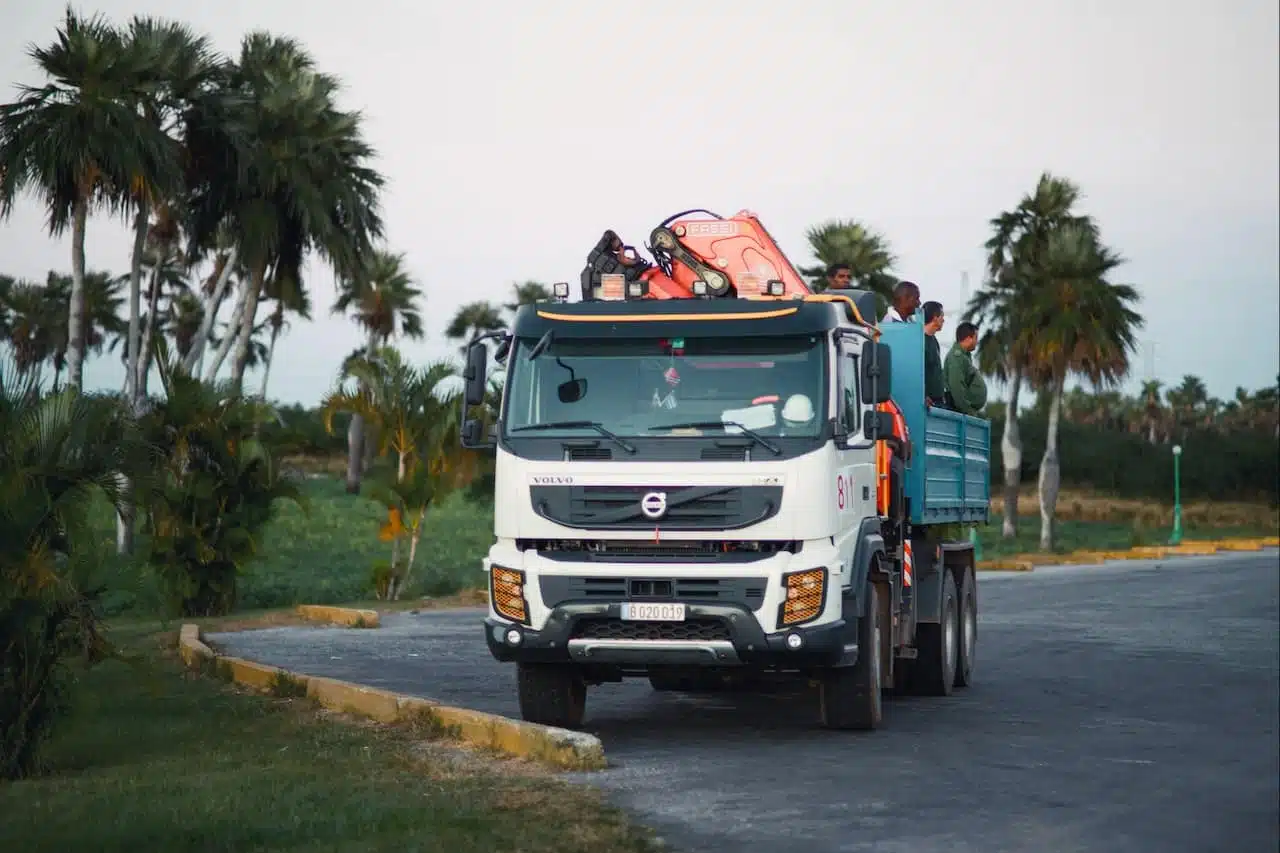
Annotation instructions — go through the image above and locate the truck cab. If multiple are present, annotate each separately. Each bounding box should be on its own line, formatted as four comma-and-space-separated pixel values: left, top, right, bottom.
460, 287, 989, 731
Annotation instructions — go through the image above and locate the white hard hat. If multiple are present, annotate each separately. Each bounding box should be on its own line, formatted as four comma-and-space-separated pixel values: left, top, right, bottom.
781, 394, 815, 425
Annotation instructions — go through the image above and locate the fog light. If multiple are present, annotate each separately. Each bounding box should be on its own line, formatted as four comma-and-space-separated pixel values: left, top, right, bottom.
785, 632, 804, 650
505, 628, 523, 646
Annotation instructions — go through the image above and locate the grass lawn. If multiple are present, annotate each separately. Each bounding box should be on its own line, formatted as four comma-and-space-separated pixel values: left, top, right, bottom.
0, 626, 655, 853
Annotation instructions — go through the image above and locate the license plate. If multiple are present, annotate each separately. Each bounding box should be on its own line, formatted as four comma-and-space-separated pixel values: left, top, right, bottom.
620, 602, 686, 622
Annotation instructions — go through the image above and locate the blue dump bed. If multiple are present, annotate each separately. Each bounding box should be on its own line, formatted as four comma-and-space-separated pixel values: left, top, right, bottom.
877, 322, 991, 526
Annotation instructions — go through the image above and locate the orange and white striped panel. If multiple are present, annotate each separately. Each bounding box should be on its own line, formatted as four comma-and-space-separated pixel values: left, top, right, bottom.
902, 541, 914, 587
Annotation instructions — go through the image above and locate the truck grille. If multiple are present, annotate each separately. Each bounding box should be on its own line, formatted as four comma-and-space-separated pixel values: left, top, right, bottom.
522, 538, 797, 563
530, 484, 782, 530
571, 617, 731, 642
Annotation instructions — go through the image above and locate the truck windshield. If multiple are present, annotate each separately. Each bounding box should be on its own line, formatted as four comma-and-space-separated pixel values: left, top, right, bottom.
503, 333, 827, 438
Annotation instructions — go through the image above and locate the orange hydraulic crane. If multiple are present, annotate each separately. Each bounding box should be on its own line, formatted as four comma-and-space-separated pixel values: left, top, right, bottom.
579, 209, 814, 302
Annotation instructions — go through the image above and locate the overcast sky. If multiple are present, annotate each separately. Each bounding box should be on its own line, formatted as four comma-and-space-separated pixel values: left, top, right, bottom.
2, 0, 1277, 404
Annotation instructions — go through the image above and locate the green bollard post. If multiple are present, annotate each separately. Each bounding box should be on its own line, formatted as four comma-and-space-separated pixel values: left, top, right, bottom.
969, 525, 983, 561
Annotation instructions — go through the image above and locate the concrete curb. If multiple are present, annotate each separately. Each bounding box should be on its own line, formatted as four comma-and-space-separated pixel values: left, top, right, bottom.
295, 604, 380, 628
177, 624, 606, 771
977, 537, 1277, 572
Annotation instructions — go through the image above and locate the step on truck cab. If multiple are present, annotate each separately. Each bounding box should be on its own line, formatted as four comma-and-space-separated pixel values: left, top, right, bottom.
459, 285, 990, 731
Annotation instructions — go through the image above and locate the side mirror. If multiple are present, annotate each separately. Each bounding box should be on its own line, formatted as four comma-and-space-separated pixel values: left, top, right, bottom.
460, 417, 485, 448
463, 342, 488, 407
493, 335, 512, 364
860, 340, 892, 404
864, 410, 895, 441
557, 377, 587, 403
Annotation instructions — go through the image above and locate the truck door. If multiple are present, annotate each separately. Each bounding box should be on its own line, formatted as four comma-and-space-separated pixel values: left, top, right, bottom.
833, 338, 878, 585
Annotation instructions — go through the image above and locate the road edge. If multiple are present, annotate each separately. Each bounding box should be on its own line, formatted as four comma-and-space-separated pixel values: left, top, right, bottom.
295, 604, 381, 628
176, 623, 607, 772
977, 535, 1279, 572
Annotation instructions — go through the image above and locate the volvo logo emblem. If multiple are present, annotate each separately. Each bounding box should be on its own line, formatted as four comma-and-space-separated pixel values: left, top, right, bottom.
640, 491, 668, 519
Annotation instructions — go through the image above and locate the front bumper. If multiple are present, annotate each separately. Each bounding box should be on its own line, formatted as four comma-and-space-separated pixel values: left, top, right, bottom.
484, 601, 857, 670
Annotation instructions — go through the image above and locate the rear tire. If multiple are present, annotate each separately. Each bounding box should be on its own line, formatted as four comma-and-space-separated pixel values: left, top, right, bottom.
955, 566, 977, 688
517, 663, 586, 728
819, 582, 883, 730
912, 569, 958, 696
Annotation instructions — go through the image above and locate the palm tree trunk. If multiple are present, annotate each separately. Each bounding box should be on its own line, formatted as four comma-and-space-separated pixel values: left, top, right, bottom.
227, 263, 265, 393
124, 201, 148, 401
399, 504, 429, 602
184, 248, 237, 373
1037, 372, 1065, 551
65, 196, 89, 392
115, 203, 150, 557
204, 275, 249, 383
257, 302, 283, 400
136, 267, 162, 395
344, 328, 379, 494
1001, 364, 1023, 538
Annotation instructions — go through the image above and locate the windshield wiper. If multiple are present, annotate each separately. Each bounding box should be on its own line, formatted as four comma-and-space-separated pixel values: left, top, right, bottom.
511, 420, 636, 454
648, 421, 781, 456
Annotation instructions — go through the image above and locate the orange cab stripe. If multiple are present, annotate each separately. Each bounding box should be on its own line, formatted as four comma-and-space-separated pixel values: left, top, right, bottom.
535, 307, 800, 322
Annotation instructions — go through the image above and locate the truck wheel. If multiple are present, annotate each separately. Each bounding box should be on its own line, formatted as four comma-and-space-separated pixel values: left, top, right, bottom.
912, 569, 958, 696
516, 663, 586, 728
819, 581, 883, 730
955, 566, 977, 688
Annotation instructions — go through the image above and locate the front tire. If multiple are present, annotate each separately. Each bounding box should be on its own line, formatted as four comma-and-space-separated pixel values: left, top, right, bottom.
955, 566, 977, 688
819, 581, 883, 730
517, 663, 586, 728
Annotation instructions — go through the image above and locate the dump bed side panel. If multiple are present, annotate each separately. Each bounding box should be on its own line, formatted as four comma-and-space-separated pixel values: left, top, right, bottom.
877, 322, 991, 526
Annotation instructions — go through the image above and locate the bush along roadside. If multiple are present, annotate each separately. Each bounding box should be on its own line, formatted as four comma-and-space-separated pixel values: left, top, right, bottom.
1, 371, 147, 779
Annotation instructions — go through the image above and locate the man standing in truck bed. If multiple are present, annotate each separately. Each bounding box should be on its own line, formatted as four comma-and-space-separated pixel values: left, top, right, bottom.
945, 322, 988, 416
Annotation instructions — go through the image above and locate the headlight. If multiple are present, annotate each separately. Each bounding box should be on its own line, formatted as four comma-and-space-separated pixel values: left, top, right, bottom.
490, 566, 529, 624
777, 568, 827, 627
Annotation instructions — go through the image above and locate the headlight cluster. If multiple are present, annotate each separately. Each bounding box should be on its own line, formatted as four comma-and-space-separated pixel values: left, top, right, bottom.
490, 566, 529, 624
777, 567, 827, 627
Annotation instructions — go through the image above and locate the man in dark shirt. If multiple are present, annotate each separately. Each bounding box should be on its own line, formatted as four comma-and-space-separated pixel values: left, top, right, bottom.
921, 300, 946, 407
944, 321, 988, 416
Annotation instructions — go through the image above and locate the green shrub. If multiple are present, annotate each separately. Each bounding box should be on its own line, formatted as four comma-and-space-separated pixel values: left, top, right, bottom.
139, 358, 303, 617
0, 368, 140, 779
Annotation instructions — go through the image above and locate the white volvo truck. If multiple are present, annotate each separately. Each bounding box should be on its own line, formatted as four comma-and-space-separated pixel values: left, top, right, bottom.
459, 286, 991, 730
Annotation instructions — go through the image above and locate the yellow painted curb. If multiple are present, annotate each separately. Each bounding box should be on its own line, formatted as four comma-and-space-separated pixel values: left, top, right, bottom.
978, 559, 1035, 572
177, 624, 605, 771
296, 604, 380, 628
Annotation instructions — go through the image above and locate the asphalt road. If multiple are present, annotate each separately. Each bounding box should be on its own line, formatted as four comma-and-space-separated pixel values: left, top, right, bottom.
209, 551, 1280, 853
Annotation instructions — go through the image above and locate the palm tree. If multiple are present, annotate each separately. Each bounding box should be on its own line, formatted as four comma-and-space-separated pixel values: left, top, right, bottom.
799, 219, 898, 301
115, 17, 221, 407
320, 347, 461, 598
445, 301, 504, 354
0, 9, 180, 391
966, 172, 1099, 538
331, 249, 425, 493
183, 33, 385, 394
1017, 224, 1143, 549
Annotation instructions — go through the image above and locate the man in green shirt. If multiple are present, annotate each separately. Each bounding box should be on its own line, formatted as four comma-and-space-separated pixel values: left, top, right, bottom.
921, 300, 945, 407
944, 322, 988, 416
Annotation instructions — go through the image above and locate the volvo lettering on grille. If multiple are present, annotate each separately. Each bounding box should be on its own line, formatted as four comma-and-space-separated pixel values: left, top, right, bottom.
640, 491, 668, 519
